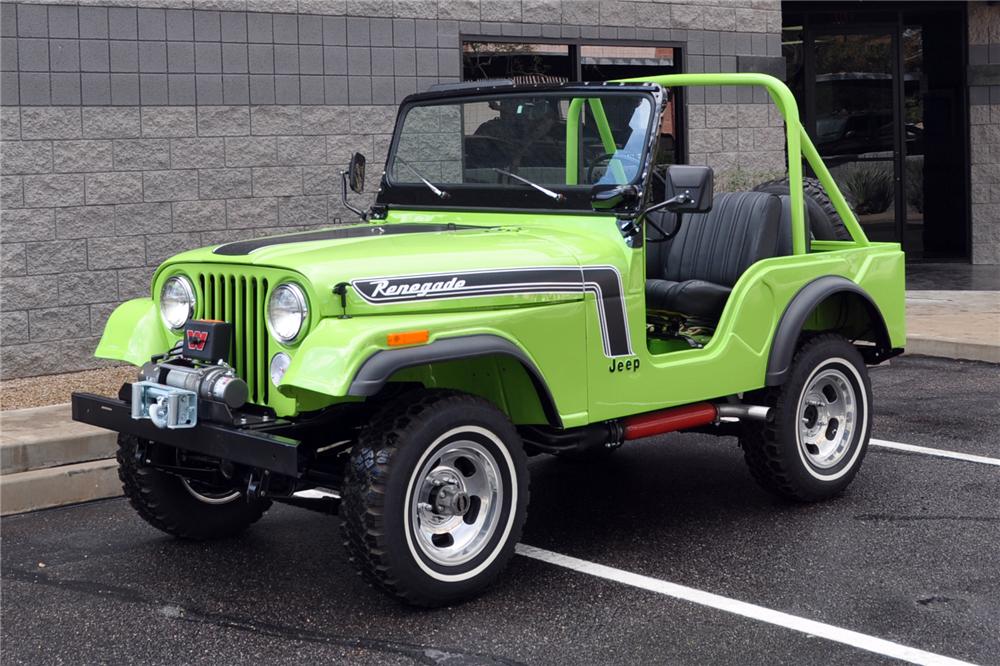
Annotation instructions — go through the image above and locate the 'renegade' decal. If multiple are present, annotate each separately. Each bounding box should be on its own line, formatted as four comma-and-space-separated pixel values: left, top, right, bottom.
351, 266, 633, 357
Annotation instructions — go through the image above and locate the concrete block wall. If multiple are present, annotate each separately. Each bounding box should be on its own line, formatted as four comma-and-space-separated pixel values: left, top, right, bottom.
0, 0, 783, 379
968, 1, 1000, 265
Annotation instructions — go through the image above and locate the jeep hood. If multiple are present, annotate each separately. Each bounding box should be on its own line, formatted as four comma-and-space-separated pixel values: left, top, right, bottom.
161, 214, 615, 316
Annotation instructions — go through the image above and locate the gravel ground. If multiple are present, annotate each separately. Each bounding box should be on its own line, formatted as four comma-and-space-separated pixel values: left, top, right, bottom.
0, 366, 134, 411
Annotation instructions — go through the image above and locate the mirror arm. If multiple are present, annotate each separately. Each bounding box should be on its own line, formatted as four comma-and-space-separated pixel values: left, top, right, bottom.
635, 191, 691, 224
341, 169, 369, 222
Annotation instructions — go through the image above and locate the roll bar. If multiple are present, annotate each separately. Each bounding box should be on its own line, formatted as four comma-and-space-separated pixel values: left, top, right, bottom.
616, 73, 869, 254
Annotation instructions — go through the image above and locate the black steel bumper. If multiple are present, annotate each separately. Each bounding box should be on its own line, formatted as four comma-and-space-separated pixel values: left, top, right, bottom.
71, 392, 302, 477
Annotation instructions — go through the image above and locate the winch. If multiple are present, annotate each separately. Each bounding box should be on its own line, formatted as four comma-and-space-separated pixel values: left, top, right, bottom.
130, 319, 248, 430
131, 361, 249, 430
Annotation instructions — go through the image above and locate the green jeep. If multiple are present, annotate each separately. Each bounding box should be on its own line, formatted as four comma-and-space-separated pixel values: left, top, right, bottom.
72, 73, 905, 606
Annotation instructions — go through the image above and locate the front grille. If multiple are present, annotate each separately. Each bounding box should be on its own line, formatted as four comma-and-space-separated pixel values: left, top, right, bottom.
196, 272, 270, 405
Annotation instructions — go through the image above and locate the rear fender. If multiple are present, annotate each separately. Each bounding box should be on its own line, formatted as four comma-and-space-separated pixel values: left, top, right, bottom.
766, 276, 894, 385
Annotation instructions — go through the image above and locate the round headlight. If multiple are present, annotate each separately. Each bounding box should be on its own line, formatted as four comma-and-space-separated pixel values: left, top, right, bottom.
160, 276, 196, 330
267, 283, 308, 343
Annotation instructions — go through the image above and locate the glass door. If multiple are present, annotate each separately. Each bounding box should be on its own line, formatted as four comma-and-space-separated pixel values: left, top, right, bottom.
784, 2, 970, 259
812, 28, 901, 243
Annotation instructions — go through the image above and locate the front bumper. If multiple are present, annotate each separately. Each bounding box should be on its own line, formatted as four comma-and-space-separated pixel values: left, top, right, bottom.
71, 392, 302, 477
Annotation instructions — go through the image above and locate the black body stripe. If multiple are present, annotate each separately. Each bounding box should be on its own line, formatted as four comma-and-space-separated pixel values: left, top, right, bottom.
213, 224, 481, 256
351, 266, 633, 357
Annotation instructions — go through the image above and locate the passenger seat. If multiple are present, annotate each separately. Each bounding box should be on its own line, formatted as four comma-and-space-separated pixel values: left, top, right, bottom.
645, 191, 782, 323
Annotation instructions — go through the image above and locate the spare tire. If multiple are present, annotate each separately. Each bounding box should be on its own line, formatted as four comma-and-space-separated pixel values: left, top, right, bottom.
753, 176, 853, 241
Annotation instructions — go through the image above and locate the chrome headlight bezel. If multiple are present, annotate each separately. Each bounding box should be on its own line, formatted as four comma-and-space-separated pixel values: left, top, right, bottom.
267, 283, 309, 343
159, 275, 196, 331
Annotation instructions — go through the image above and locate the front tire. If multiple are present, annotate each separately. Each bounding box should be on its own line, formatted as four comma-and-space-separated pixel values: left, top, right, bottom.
740, 334, 872, 502
117, 435, 271, 539
341, 390, 529, 607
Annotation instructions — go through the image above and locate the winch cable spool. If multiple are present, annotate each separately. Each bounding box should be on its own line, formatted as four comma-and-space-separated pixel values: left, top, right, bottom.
142, 361, 249, 409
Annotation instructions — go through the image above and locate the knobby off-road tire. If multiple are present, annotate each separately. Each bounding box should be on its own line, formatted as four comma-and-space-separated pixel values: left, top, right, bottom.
117, 434, 271, 540
340, 389, 529, 607
739, 334, 873, 502
753, 176, 853, 242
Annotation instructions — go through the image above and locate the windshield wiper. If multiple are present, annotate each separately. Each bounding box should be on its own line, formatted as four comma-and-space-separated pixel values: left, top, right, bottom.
492, 168, 566, 203
395, 157, 450, 200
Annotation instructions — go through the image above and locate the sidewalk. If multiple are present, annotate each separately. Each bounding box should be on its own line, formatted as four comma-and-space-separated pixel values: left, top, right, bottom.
905, 290, 1000, 363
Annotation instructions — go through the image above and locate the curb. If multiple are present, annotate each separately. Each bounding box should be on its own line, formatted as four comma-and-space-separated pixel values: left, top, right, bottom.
1, 403, 122, 515
905, 336, 1000, 364
1, 458, 121, 516
2, 404, 118, 474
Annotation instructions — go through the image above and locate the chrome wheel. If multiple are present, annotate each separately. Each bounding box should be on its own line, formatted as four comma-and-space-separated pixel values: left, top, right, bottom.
797, 366, 857, 469
408, 439, 503, 568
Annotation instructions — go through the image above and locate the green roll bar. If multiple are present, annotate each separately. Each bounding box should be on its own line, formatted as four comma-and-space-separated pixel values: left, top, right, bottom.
565, 98, 627, 185
612, 73, 870, 254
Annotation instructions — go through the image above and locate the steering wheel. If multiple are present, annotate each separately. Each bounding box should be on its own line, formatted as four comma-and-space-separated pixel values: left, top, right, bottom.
586, 152, 641, 184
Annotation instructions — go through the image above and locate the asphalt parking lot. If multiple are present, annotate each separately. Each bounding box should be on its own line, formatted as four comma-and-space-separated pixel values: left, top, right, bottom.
2, 355, 998, 665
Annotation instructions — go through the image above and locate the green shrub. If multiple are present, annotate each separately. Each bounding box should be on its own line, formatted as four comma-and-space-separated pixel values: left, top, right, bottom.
842, 164, 894, 215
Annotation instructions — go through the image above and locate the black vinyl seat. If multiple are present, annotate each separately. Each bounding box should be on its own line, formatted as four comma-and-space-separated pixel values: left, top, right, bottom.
645, 191, 783, 323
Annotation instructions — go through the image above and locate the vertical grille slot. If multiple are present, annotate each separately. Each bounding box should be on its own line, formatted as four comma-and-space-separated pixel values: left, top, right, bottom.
193, 270, 268, 405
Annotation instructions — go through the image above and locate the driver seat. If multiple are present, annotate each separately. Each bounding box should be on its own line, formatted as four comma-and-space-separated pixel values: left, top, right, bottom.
645, 191, 782, 323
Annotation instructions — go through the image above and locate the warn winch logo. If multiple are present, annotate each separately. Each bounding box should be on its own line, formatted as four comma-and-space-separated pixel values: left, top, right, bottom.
351, 266, 633, 358
186, 329, 208, 352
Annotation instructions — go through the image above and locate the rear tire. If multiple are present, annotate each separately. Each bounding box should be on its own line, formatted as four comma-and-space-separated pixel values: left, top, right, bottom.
117, 434, 270, 540
740, 334, 872, 502
341, 389, 529, 607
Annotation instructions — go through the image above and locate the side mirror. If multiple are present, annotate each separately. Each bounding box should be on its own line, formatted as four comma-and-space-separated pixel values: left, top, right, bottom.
630, 165, 713, 243
662, 165, 713, 213
341, 152, 368, 221
348, 152, 366, 193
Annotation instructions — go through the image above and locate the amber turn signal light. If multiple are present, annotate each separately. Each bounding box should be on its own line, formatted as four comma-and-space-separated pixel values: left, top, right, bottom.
387, 330, 430, 347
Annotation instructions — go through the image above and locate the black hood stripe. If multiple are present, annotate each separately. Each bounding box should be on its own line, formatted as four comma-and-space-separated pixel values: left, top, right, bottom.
351, 266, 633, 358
213, 223, 482, 256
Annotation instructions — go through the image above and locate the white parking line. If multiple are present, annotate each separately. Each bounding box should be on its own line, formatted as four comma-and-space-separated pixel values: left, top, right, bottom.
870, 439, 1000, 467
516, 544, 975, 666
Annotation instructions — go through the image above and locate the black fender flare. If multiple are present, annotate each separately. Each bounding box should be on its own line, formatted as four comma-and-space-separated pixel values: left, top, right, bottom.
766, 276, 892, 386
348, 334, 562, 427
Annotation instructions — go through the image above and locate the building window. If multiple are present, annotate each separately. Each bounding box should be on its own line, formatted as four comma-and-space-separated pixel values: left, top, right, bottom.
462, 39, 683, 165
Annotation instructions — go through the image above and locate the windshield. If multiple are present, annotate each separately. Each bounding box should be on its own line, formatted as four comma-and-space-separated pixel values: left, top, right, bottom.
387, 92, 655, 198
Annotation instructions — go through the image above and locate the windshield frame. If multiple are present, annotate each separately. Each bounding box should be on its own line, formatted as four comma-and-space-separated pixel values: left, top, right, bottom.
376, 83, 665, 214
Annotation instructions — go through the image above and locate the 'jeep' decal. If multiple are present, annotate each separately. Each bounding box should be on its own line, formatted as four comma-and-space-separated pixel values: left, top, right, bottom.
351, 266, 632, 358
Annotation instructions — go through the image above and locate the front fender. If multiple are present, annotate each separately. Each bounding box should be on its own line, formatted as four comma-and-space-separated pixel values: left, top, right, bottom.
277, 304, 589, 427
94, 298, 171, 366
